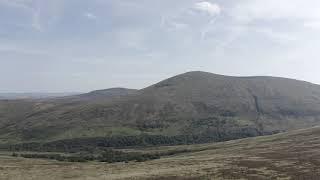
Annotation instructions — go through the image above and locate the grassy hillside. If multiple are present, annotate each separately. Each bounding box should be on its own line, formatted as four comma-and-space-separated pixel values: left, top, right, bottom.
1, 126, 320, 179
0, 88, 138, 143
1, 71, 320, 143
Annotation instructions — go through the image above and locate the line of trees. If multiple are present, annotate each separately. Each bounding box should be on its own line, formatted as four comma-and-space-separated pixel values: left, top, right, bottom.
12, 149, 160, 163
16, 153, 91, 162
12, 146, 204, 163
3, 128, 270, 153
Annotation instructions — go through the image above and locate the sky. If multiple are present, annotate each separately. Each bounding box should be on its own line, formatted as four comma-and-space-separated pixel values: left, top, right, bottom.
1, 0, 320, 92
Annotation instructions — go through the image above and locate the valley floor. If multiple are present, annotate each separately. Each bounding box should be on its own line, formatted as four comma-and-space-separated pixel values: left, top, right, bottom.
1, 127, 320, 180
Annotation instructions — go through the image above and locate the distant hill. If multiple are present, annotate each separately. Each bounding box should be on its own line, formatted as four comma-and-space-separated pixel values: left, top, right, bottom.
0, 92, 81, 100
60, 88, 138, 102
1, 71, 320, 144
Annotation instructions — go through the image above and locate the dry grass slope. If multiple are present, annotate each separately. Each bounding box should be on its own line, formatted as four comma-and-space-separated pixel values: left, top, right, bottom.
1, 126, 320, 179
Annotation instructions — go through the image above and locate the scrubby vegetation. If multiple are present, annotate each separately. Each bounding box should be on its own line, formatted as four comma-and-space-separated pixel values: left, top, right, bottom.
10, 145, 202, 163
98, 150, 160, 163
3, 127, 320, 179
17, 153, 90, 162
4, 128, 271, 153
12, 149, 161, 163
0, 125, 274, 165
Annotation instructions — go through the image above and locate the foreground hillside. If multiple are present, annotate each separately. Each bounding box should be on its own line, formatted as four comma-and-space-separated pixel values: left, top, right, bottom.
1, 126, 320, 179
1, 71, 320, 144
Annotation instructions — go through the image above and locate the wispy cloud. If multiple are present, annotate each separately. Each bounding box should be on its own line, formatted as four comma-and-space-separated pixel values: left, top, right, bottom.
230, 0, 320, 23
0, 0, 31, 9
31, 8, 42, 31
84, 12, 97, 20
254, 27, 298, 43
193, 2, 221, 39
220, 0, 320, 48
304, 21, 320, 29
0, 42, 49, 56
194, 1, 221, 16
0, 0, 65, 31
161, 1, 221, 39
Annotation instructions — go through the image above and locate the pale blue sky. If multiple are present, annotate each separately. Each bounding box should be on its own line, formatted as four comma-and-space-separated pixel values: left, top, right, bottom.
1, 0, 320, 92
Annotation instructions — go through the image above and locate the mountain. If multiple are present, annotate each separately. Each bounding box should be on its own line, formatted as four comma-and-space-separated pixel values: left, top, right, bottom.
1, 71, 320, 144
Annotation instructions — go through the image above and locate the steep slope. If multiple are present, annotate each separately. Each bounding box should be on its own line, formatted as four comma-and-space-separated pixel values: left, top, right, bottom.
134, 71, 320, 132
1, 71, 320, 143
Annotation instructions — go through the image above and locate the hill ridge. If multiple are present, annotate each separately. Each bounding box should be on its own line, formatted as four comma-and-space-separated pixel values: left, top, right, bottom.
1, 71, 320, 144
